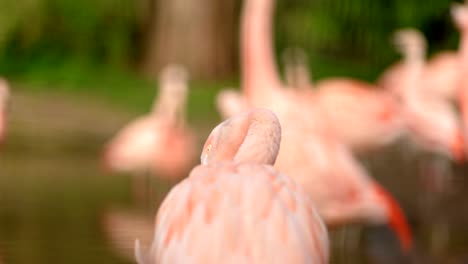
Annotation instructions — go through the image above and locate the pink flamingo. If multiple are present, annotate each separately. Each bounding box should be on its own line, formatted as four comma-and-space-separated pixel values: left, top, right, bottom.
379, 29, 464, 161
378, 29, 427, 98
243, 0, 403, 151
0, 79, 10, 145
314, 78, 404, 151
379, 28, 459, 102
418, 2, 468, 102
241, 0, 412, 251
135, 109, 329, 263
103, 65, 196, 180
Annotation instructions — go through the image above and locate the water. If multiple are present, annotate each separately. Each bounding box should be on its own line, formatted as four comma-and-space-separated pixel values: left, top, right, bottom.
1, 90, 468, 263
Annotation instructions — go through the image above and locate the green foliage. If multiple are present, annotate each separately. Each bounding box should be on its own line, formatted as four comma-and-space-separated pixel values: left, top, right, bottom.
276, 0, 458, 80
0, 0, 137, 66
0, 0, 463, 86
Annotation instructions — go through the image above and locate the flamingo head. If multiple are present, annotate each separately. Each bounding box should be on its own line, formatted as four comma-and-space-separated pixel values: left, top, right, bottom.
392, 28, 426, 61
452, 2, 468, 31
373, 183, 413, 253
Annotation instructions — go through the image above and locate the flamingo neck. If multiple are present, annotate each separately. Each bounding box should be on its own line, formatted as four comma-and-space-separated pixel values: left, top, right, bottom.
152, 83, 185, 126
202, 109, 281, 165
241, 0, 282, 101
233, 110, 281, 165
401, 49, 425, 100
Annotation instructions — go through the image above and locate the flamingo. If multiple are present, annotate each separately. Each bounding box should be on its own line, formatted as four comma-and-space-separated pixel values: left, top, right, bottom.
314, 79, 404, 151
135, 109, 329, 264
380, 28, 464, 161
243, 0, 403, 151
240, 0, 412, 251
378, 28, 459, 102
0, 78, 10, 145
102, 64, 196, 180
281, 46, 404, 151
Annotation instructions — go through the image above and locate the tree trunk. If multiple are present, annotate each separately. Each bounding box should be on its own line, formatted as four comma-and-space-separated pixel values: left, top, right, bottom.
143, 0, 237, 80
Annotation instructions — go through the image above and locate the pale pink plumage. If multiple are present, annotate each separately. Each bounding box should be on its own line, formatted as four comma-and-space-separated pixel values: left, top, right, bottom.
136, 109, 329, 264
314, 78, 404, 150
240, 0, 412, 250
422, 52, 459, 100
103, 65, 196, 179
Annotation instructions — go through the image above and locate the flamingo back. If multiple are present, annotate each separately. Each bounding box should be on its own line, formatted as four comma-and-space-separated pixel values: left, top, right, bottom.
140, 163, 329, 264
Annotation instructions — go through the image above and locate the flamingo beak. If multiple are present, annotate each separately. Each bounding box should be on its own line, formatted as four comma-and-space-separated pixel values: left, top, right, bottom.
373, 183, 413, 253
451, 131, 465, 163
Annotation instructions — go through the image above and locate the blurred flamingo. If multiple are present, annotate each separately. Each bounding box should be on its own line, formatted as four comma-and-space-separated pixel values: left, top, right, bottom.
314, 79, 404, 151
102, 65, 196, 180
0, 79, 10, 145
135, 109, 329, 264
379, 28, 459, 102
241, 0, 412, 251
242, 0, 403, 151
378, 29, 427, 98
282, 46, 405, 150
380, 28, 464, 161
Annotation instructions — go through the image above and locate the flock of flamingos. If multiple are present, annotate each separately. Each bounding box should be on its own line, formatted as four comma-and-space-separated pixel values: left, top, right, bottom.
2, 0, 468, 263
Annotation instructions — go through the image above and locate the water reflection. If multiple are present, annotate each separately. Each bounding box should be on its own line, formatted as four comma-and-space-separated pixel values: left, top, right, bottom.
1, 90, 468, 263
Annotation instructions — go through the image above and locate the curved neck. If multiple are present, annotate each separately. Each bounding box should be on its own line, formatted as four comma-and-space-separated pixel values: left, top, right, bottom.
233, 112, 281, 165
401, 48, 425, 98
202, 110, 281, 165
151, 82, 187, 125
240, 0, 282, 100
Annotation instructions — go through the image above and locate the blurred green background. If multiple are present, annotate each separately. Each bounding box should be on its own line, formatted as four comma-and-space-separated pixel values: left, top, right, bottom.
0, 0, 460, 100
